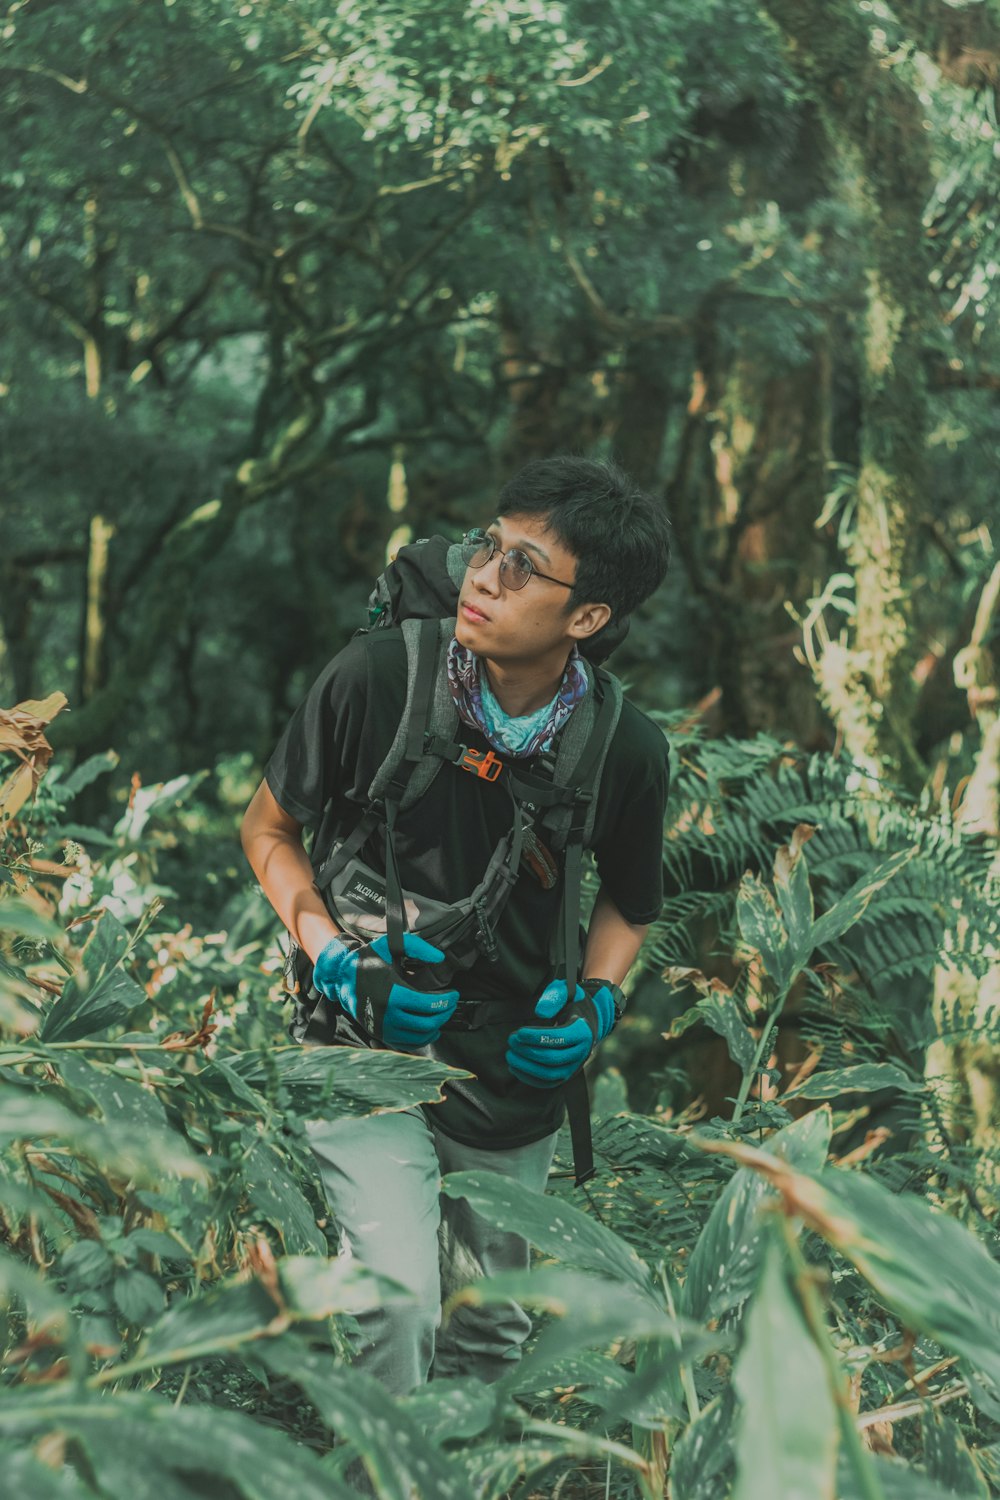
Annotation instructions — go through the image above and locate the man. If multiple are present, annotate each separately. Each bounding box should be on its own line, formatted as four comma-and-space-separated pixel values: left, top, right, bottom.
240, 455, 671, 1396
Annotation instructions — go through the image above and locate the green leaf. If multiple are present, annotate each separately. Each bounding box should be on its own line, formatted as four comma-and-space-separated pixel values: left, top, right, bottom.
838, 1452, 971, 1500
0, 1391, 354, 1500
814, 1168, 1000, 1392
38, 908, 146, 1042
810, 847, 916, 950
113, 1268, 165, 1324
785, 1064, 921, 1101
668, 987, 757, 1073
61, 1239, 114, 1286
684, 1109, 832, 1323
0, 1447, 95, 1499
451, 1265, 709, 1420
402, 1378, 497, 1444
57, 750, 119, 798
55, 1053, 170, 1129
125, 1227, 192, 1262
772, 824, 816, 971
0, 1082, 208, 1184
736, 873, 792, 991
733, 1238, 838, 1500
242, 1137, 326, 1255
923, 1414, 989, 1499
671, 1389, 737, 1500
229, 1045, 470, 1115
440, 1170, 657, 1298
0, 1246, 73, 1335
0, 897, 61, 940
255, 1340, 467, 1500
141, 1256, 397, 1365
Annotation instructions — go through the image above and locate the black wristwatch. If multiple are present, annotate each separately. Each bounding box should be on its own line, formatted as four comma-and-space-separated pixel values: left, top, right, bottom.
583, 978, 627, 1025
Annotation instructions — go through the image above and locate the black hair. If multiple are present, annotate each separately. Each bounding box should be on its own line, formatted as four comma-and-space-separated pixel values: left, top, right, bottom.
496, 455, 671, 624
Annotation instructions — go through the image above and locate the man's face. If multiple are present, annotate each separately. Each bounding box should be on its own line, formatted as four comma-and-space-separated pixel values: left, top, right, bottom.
455, 511, 587, 664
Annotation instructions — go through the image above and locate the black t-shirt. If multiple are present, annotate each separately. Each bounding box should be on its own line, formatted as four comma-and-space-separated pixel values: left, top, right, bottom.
265, 629, 670, 1147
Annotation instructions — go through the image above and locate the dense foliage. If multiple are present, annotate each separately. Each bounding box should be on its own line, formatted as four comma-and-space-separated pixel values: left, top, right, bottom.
3, 0, 1000, 1496
1, 692, 999, 1497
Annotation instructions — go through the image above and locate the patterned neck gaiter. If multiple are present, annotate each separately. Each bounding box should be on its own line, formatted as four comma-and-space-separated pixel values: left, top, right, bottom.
446, 637, 588, 759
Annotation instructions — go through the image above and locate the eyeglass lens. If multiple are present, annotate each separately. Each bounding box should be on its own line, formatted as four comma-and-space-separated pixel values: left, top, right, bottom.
464, 532, 532, 589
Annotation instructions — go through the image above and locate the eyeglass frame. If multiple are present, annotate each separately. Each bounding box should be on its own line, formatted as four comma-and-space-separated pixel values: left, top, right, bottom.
461, 527, 575, 592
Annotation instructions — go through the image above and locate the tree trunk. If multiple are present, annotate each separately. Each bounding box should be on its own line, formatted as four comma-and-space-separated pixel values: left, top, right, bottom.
761, 0, 932, 788
79, 515, 115, 706
926, 564, 1000, 1217
667, 323, 833, 743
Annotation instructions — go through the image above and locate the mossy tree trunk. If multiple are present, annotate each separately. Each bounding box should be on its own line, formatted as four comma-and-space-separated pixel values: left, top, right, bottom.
668, 313, 833, 743
761, 0, 933, 788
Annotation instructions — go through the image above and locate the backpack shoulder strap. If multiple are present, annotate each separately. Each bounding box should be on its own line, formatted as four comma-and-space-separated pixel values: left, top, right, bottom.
542, 663, 624, 849
367, 618, 458, 811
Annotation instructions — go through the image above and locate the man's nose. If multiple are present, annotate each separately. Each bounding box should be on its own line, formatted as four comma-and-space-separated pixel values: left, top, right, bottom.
473, 553, 503, 596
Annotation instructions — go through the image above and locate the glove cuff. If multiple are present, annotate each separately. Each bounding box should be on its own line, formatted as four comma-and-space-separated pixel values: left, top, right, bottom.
313, 932, 364, 998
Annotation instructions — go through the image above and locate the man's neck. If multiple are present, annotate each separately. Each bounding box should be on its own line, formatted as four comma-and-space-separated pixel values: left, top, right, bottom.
482, 652, 570, 717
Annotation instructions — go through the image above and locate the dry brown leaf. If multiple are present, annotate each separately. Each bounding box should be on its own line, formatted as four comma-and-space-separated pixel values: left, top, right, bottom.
0, 692, 68, 820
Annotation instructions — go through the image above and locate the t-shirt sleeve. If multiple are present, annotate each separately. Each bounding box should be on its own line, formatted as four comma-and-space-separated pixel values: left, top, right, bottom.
591, 708, 670, 926
264, 637, 371, 830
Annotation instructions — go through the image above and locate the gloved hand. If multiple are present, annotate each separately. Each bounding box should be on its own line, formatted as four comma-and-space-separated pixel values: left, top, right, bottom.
313, 931, 459, 1050
506, 978, 623, 1088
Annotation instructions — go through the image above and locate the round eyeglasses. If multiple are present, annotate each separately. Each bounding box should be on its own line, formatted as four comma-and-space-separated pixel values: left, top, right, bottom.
461, 529, 574, 591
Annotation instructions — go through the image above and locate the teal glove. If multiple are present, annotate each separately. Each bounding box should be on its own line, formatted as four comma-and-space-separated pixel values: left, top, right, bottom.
313, 932, 459, 1049
506, 978, 624, 1088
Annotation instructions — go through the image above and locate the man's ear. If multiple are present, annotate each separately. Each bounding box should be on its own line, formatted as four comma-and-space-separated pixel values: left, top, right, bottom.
569, 601, 612, 641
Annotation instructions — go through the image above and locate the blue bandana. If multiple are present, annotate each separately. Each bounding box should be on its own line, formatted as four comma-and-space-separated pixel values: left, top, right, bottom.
445, 638, 587, 759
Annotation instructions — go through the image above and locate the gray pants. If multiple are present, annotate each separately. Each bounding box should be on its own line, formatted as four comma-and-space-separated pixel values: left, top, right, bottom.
306, 1108, 557, 1395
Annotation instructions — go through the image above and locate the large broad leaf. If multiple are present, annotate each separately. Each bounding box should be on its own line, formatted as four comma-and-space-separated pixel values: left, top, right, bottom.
229, 1045, 470, 1116
402, 1378, 498, 1444
255, 1339, 466, 1500
241, 1136, 326, 1255
815, 1168, 1000, 1393
671, 1389, 737, 1500
451, 1265, 713, 1424
736, 873, 792, 991
700, 1141, 1000, 1399
0, 1447, 95, 1499
772, 825, 817, 973
38, 909, 146, 1043
0, 1082, 208, 1185
837, 1451, 976, 1500
0, 1391, 353, 1500
440, 1170, 657, 1298
733, 1238, 838, 1500
784, 1063, 922, 1101
668, 984, 757, 1073
0, 897, 62, 940
141, 1255, 398, 1365
810, 847, 916, 950
923, 1414, 989, 1499
684, 1109, 832, 1324
54, 1053, 170, 1130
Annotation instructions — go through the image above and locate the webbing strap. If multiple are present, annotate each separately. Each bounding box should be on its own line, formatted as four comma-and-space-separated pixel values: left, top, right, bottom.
383, 798, 406, 965
313, 807, 380, 893
560, 838, 583, 1000
405, 618, 441, 762
564, 1070, 595, 1186
566, 682, 619, 812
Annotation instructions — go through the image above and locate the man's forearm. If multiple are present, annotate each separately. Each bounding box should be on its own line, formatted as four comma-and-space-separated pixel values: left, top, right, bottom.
583, 886, 649, 987
241, 823, 342, 965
